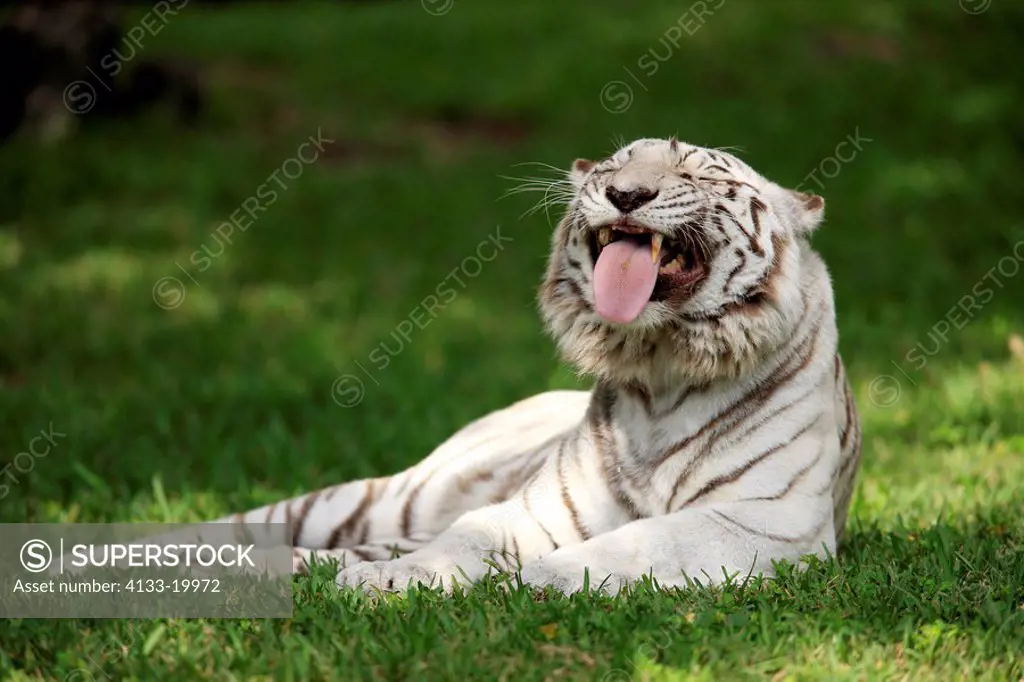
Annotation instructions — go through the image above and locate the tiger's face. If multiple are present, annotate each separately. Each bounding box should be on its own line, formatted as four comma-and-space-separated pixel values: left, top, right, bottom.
539, 137, 828, 388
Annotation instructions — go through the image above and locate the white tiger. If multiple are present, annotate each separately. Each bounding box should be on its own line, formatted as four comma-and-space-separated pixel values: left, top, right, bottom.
214, 137, 862, 594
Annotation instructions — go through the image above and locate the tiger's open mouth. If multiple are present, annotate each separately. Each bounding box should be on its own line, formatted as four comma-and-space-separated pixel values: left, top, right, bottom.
587, 221, 706, 324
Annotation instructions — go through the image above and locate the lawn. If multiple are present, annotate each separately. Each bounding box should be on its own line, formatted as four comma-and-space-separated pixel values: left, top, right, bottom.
1, 0, 1023, 679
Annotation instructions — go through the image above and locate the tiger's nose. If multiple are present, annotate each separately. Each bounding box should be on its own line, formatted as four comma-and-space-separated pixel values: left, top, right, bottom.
605, 185, 659, 213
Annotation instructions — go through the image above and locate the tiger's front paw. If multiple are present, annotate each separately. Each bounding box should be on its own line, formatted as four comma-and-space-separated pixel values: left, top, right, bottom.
519, 553, 628, 595
335, 554, 466, 594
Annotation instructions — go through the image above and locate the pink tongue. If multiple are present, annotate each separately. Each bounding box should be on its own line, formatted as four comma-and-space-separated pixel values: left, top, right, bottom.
593, 239, 659, 324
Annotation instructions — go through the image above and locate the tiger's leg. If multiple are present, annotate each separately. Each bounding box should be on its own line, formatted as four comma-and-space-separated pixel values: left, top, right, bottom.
517, 404, 846, 594
335, 426, 639, 592
206, 391, 591, 573
292, 539, 426, 575
517, 495, 835, 594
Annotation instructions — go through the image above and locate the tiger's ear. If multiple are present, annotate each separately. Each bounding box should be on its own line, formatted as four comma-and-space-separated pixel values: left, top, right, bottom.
569, 158, 596, 188
787, 189, 825, 235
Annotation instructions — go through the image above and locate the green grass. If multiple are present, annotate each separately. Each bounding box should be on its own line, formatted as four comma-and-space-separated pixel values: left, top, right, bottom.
2, 0, 1023, 679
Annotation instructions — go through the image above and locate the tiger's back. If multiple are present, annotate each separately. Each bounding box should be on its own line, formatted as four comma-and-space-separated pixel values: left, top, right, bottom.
833, 356, 862, 541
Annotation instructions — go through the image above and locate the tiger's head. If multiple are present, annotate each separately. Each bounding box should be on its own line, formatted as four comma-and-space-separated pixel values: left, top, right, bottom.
538, 137, 828, 389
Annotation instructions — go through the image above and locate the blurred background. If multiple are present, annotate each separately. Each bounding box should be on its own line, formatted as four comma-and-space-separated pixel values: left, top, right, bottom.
1, 0, 1021, 526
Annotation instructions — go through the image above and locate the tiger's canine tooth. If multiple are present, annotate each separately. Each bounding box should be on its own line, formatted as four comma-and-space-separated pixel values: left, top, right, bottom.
651, 233, 664, 263
598, 227, 612, 246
